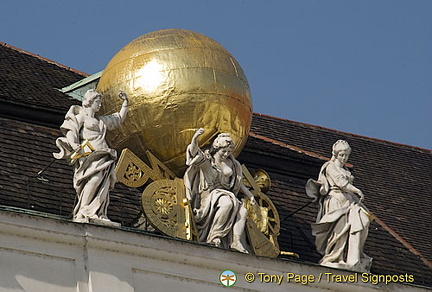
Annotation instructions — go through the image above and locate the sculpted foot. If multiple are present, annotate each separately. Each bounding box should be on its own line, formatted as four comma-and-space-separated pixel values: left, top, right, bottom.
231, 241, 249, 254
73, 213, 88, 223
211, 238, 221, 247
99, 215, 111, 222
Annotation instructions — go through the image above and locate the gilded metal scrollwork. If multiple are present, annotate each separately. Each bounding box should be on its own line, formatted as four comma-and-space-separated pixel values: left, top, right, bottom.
141, 178, 195, 240
145, 181, 178, 232
116, 149, 196, 240
115, 148, 175, 188
124, 162, 144, 182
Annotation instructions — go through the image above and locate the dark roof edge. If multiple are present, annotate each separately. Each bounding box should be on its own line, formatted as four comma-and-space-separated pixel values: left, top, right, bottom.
249, 131, 347, 164
253, 112, 431, 152
370, 211, 432, 269
0, 42, 89, 77
0, 100, 66, 128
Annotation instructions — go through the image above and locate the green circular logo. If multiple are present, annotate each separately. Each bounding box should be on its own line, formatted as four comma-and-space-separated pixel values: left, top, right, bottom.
220, 270, 237, 287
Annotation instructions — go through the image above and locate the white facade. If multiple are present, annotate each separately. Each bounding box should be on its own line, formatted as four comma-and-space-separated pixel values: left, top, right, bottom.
0, 210, 425, 292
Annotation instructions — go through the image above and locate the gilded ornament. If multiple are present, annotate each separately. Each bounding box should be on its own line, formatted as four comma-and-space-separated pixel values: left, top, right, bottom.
97, 29, 252, 176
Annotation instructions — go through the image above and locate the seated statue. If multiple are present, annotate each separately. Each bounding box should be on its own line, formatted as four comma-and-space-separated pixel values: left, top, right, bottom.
53, 89, 128, 224
184, 128, 256, 253
306, 140, 372, 272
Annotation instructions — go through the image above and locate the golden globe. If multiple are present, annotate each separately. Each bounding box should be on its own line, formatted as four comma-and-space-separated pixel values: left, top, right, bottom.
97, 29, 252, 175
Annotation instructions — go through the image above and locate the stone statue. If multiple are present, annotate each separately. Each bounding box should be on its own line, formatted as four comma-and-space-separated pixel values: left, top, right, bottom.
184, 128, 256, 253
53, 89, 128, 224
306, 140, 372, 272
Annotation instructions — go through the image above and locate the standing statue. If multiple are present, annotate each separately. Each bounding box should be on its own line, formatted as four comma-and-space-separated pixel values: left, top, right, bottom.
53, 89, 128, 224
184, 128, 256, 253
306, 140, 372, 272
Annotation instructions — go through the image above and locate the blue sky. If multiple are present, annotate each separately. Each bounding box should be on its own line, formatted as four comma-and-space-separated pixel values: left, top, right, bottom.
2, 1, 431, 149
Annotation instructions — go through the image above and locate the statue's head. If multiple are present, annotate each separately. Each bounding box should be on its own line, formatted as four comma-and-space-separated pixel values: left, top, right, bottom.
210, 133, 235, 157
331, 140, 352, 164
82, 89, 102, 108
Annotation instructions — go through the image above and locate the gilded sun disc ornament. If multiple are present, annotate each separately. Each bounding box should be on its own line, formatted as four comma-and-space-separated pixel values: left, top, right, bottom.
97, 29, 252, 176
142, 178, 194, 239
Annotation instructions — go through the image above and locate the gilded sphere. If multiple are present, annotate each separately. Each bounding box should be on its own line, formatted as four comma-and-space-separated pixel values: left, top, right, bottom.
97, 29, 252, 175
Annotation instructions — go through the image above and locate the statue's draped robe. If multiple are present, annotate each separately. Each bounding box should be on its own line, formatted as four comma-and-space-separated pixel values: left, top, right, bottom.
184, 144, 243, 248
311, 161, 372, 271
54, 105, 121, 222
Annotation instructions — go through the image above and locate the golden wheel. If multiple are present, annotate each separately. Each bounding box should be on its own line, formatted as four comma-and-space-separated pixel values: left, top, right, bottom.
246, 191, 280, 237
244, 191, 281, 258
242, 165, 281, 258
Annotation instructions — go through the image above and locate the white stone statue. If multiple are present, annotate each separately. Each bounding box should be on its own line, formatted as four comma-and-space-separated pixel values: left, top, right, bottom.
53, 89, 128, 224
184, 128, 256, 253
306, 140, 372, 272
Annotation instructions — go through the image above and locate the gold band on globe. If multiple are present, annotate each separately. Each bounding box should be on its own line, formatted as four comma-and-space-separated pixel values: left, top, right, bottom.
97, 29, 252, 175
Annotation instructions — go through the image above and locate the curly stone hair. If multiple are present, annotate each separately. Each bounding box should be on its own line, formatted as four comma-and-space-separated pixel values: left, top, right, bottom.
82, 89, 102, 108
331, 140, 352, 160
210, 133, 235, 154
